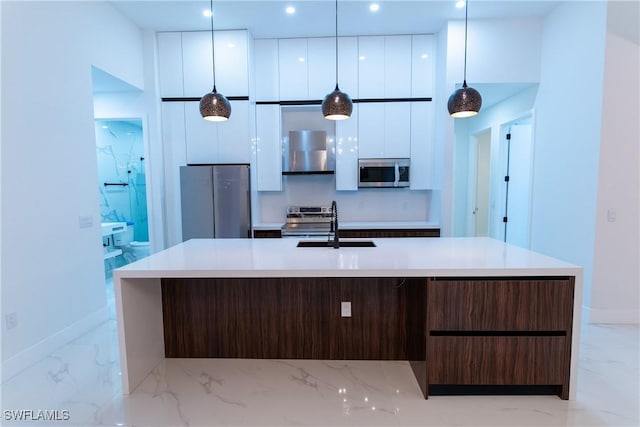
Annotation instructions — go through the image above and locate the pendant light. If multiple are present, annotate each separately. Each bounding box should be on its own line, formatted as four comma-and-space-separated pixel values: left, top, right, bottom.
322, 0, 353, 120
448, 0, 482, 118
199, 0, 231, 121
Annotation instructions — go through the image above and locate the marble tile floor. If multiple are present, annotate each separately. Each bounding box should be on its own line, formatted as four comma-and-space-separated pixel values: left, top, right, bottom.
1, 281, 638, 426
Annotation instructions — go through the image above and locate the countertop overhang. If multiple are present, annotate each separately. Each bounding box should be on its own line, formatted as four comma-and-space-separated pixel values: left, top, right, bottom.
114, 237, 581, 279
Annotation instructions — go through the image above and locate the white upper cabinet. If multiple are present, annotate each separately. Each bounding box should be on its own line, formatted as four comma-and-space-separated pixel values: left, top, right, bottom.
278, 38, 308, 101
184, 101, 251, 164
357, 36, 385, 99
307, 37, 335, 100
254, 39, 279, 102
157, 32, 184, 97
410, 102, 435, 189
358, 35, 412, 99
384, 36, 412, 98
358, 102, 410, 159
335, 104, 359, 191
337, 37, 359, 100
182, 32, 213, 97
357, 103, 385, 158
383, 103, 411, 158
213, 30, 249, 96
411, 35, 435, 98
255, 105, 283, 191
217, 100, 251, 162
181, 30, 249, 98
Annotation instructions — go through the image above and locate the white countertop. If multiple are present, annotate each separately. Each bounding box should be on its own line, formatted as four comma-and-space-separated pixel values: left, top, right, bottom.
114, 237, 580, 279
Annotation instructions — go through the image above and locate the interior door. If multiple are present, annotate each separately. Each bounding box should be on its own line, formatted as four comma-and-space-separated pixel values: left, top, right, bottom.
503, 124, 534, 248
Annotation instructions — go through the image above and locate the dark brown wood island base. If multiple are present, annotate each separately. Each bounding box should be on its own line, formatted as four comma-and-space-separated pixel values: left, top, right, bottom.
161, 275, 574, 400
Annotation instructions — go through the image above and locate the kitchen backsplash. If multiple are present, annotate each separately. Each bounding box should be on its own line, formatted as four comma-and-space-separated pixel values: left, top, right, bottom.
257, 174, 435, 223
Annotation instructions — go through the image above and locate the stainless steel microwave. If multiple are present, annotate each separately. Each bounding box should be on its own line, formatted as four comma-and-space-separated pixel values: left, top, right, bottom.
358, 158, 410, 188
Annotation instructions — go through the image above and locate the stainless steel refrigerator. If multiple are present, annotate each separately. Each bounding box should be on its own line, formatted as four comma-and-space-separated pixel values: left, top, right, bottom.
180, 164, 251, 240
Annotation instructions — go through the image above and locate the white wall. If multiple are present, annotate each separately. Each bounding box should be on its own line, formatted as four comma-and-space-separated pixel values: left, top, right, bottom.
590, 27, 640, 323
1, 1, 146, 379
530, 2, 607, 311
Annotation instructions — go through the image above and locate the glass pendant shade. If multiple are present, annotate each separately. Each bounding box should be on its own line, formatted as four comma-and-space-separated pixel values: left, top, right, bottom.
200, 86, 231, 122
447, 81, 482, 118
322, 85, 353, 121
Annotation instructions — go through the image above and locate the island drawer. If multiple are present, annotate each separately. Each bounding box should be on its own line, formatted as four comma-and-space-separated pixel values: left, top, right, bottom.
427, 277, 575, 331
427, 336, 569, 385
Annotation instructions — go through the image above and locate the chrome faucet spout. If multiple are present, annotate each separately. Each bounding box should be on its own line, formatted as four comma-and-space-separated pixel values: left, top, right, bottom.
331, 200, 339, 249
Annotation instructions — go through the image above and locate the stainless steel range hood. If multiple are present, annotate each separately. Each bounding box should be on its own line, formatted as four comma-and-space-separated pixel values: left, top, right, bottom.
283, 130, 334, 175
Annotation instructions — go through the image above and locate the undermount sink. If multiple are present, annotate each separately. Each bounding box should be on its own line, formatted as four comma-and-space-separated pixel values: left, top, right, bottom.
296, 240, 376, 248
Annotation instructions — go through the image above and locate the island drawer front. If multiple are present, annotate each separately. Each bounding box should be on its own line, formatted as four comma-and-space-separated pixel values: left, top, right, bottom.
427, 336, 569, 385
427, 277, 575, 331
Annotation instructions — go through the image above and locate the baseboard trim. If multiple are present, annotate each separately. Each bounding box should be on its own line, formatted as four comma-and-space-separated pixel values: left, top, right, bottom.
1, 306, 110, 382
583, 305, 640, 324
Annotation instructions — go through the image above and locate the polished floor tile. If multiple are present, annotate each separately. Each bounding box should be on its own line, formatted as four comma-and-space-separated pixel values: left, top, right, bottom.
1, 283, 638, 427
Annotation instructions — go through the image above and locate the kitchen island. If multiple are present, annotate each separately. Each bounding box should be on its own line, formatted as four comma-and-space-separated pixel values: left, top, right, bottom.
114, 237, 582, 399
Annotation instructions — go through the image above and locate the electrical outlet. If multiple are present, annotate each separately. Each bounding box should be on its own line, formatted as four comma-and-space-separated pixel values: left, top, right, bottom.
607, 209, 617, 223
5, 312, 18, 330
78, 215, 93, 229
341, 302, 351, 317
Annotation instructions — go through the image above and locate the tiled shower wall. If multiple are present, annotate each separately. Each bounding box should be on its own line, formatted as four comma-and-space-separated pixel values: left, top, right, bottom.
95, 119, 148, 242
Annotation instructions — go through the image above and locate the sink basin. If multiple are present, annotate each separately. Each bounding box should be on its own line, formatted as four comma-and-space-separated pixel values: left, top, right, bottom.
101, 221, 127, 236
297, 240, 376, 248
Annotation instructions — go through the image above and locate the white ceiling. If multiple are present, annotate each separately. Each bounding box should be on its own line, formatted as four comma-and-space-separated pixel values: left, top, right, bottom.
110, 0, 561, 39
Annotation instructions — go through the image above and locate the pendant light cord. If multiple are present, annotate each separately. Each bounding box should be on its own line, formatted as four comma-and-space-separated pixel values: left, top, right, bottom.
210, 0, 217, 90
463, 0, 469, 84
334, 0, 339, 88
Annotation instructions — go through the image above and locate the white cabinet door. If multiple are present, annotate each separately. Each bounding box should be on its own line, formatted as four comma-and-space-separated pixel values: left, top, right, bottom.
278, 39, 308, 101
411, 35, 435, 98
410, 102, 435, 189
256, 105, 282, 191
335, 104, 359, 191
384, 103, 411, 158
182, 32, 213, 98
185, 101, 251, 164
357, 103, 385, 158
337, 37, 359, 101
217, 101, 251, 163
214, 30, 249, 96
358, 36, 385, 99
157, 32, 184, 97
184, 102, 219, 164
181, 31, 249, 98
307, 37, 335, 100
384, 35, 412, 98
254, 39, 279, 101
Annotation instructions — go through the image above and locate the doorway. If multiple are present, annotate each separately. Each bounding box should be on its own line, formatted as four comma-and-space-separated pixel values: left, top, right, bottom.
468, 129, 492, 237
500, 117, 534, 248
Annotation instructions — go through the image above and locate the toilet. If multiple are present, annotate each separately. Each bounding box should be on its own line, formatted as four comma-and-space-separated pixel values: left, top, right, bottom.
130, 241, 150, 259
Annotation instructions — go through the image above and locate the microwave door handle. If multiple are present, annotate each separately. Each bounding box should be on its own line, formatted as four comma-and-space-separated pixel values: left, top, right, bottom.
394, 162, 400, 187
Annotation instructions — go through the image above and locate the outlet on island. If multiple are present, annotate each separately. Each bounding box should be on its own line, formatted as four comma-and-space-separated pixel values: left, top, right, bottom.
341, 301, 351, 317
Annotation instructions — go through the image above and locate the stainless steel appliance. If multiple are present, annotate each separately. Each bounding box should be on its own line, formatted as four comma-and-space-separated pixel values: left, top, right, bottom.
283, 130, 334, 174
180, 164, 251, 240
281, 205, 332, 237
358, 158, 410, 188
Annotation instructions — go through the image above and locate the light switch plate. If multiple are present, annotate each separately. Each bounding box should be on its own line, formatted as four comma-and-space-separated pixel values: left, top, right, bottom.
341, 301, 351, 317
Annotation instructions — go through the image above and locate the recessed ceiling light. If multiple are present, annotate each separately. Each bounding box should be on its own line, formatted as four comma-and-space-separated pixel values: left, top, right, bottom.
285, 6, 295, 15
369, 3, 380, 12
298, 57, 305, 62
421, 53, 429, 59
359, 55, 366, 61
202, 9, 213, 18
227, 43, 235, 48
455, 1, 466, 9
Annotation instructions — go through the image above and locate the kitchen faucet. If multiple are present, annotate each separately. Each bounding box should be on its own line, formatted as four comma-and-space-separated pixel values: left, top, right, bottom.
330, 200, 340, 249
